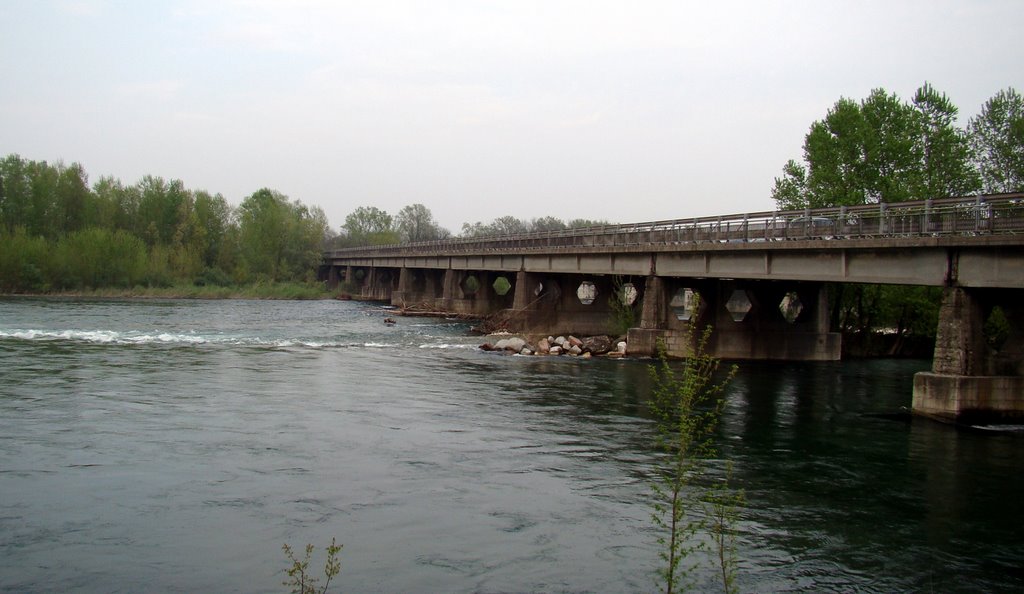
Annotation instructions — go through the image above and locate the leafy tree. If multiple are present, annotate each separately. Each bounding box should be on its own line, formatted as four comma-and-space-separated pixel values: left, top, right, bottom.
395, 203, 448, 242
237, 189, 329, 282
968, 87, 1024, 193
566, 217, 612, 228
341, 206, 397, 245
237, 188, 291, 281
529, 216, 567, 232
648, 324, 739, 594
913, 83, 982, 198
54, 162, 90, 235
0, 227, 50, 292
0, 154, 32, 232
773, 83, 982, 209
282, 538, 342, 594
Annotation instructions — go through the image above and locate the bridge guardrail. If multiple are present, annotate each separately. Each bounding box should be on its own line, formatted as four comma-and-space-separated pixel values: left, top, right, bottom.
324, 193, 1024, 259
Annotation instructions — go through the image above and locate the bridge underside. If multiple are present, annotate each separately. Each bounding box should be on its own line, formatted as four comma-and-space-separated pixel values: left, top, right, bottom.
326, 262, 841, 362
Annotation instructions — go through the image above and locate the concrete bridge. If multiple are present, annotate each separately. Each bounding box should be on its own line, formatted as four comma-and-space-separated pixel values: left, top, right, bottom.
322, 193, 1024, 423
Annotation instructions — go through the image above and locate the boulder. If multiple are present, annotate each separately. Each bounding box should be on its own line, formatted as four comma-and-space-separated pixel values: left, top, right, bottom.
581, 335, 613, 355
568, 335, 583, 348
494, 337, 526, 353
554, 336, 567, 347
520, 347, 534, 356
568, 345, 582, 356
550, 346, 563, 355
505, 337, 527, 352
537, 338, 551, 354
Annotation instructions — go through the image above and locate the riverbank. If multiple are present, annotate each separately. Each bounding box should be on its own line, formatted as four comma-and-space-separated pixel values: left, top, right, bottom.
1, 281, 334, 300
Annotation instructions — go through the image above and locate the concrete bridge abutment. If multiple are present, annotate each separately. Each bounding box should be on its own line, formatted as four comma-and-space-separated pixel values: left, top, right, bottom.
913, 287, 1024, 422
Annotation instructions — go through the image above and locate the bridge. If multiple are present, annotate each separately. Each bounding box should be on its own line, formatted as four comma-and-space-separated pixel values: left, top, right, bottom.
322, 193, 1024, 423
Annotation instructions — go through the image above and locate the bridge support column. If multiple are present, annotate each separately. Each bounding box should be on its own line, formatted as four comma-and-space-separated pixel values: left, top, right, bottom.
393, 267, 413, 307
326, 265, 340, 289
913, 287, 1024, 423
627, 275, 669, 356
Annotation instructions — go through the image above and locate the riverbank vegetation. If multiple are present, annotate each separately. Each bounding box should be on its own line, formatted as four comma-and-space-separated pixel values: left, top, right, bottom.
0, 156, 330, 295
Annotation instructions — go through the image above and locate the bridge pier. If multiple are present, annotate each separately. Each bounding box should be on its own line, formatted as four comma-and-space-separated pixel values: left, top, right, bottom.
627, 279, 840, 361
913, 287, 1024, 422
502, 272, 626, 335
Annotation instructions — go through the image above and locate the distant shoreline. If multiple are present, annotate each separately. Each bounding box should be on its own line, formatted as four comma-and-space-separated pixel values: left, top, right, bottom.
0, 282, 335, 301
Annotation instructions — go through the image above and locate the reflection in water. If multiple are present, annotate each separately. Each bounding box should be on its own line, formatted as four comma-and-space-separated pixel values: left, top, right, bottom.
0, 297, 1021, 593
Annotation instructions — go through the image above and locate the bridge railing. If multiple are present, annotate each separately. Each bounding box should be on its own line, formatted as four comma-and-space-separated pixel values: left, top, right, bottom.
324, 193, 1024, 258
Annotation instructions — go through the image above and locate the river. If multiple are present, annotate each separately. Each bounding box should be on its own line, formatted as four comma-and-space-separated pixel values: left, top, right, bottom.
1, 297, 1021, 593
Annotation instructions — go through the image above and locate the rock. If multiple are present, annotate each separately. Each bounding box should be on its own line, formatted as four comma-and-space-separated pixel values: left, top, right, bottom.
581, 352, 592, 359
494, 337, 526, 353
568, 335, 583, 348
581, 335, 613, 355
550, 346, 563, 355
554, 336, 567, 347
616, 341, 627, 354
537, 338, 551, 353
480, 343, 495, 351
505, 337, 527, 352
520, 347, 533, 356
568, 345, 582, 356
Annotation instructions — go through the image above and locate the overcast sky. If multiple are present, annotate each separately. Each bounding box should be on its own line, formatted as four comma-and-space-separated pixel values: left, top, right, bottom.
2, 1, 1022, 232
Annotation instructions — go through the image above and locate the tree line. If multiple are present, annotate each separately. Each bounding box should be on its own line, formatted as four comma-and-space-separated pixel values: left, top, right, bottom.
0, 155, 329, 292
331, 204, 610, 248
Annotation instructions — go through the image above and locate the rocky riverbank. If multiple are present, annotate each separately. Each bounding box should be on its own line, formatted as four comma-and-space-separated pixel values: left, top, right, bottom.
480, 334, 627, 358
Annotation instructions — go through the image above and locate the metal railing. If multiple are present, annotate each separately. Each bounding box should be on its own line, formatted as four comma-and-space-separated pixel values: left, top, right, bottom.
324, 193, 1024, 259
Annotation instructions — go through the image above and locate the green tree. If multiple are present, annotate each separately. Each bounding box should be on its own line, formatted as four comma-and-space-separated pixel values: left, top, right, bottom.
528, 216, 567, 232
773, 84, 982, 210
395, 203, 448, 242
54, 162, 91, 235
238, 188, 291, 281
968, 87, 1024, 193
0, 154, 32, 231
649, 324, 739, 594
341, 206, 397, 245
282, 538, 342, 594
0, 227, 50, 292
912, 83, 982, 198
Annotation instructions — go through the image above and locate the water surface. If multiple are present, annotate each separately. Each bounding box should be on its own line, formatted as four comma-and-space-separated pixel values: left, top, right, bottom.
1, 297, 1021, 592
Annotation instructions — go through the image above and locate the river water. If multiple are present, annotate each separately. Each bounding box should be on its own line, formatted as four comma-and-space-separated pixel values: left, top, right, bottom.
0, 297, 1021, 593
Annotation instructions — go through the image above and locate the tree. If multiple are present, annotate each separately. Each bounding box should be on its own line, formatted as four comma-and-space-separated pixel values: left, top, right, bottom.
528, 216, 567, 232
0, 154, 32, 231
968, 87, 1024, 193
912, 83, 982, 198
772, 84, 983, 210
395, 203, 448, 243
237, 188, 291, 281
648, 322, 739, 594
341, 206, 397, 245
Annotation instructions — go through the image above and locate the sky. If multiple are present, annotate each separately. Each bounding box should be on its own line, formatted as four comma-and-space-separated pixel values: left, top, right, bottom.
1, 1, 1022, 233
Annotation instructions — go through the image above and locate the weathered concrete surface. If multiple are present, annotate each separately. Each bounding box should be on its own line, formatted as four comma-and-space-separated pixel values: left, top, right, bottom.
912, 287, 1024, 422
325, 243, 1024, 289
913, 373, 1024, 423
